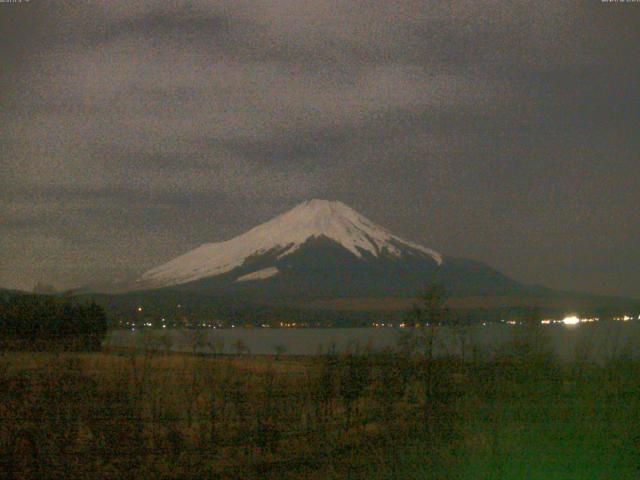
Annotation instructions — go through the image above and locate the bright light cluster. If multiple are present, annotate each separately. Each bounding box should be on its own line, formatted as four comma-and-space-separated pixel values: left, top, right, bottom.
562, 315, 580, 325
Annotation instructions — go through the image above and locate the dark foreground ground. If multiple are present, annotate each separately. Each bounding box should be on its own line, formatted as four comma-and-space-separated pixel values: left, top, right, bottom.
1, 332, 639, 479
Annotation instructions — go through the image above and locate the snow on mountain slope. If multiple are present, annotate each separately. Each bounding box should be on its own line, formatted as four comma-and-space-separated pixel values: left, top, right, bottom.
138, 199, 442, 288
236, 267, 280, 282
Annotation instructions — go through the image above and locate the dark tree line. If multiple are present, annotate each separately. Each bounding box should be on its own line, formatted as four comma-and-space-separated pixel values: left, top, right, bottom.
0, 294, 108, 350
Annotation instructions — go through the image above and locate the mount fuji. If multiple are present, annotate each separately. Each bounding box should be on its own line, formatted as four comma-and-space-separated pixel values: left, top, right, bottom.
127, 199, 521, 301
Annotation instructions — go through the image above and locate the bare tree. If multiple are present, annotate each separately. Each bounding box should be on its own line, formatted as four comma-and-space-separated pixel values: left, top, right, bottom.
339, 352, 371, 430
187, 328, 207, 356
274, 344, 287, 360
208, 334, 225, 356
404, 284, 452, 434
234, 339, 249, 355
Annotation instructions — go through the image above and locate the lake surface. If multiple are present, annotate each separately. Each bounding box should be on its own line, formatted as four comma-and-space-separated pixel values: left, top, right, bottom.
105, 322, 640, 362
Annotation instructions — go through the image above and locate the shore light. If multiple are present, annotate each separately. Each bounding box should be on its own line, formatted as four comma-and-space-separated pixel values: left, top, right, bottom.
562, 315, 580, 326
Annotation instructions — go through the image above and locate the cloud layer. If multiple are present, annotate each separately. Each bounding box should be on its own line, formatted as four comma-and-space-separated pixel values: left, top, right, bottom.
1, 1, 639, 296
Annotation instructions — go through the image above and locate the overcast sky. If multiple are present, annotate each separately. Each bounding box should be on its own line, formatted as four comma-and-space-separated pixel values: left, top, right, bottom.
1, 1, 639, 297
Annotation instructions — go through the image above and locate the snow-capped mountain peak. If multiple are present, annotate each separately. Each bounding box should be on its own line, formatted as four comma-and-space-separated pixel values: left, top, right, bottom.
138, 199, 442, 288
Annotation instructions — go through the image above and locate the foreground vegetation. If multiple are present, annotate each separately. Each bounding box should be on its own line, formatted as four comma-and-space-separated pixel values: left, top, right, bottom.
2, 329, 639, 479
1, 287, 638, 478
0, 294, 107, 351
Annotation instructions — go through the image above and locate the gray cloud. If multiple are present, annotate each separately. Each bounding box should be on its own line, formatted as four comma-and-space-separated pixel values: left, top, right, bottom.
1, 0, 639, 297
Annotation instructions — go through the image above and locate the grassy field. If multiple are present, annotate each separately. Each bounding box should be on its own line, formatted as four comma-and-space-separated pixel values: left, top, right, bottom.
1, 334, 639, 479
